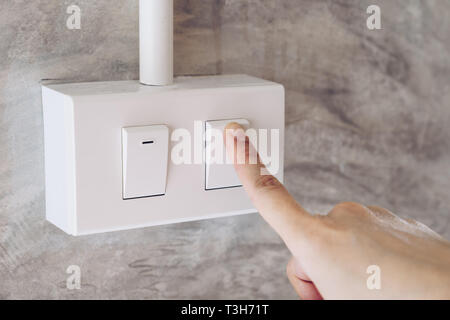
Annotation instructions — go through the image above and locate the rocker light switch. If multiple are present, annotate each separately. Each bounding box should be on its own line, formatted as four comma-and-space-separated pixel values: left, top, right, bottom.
122, 125, 169, 199
205, 119, 250, 190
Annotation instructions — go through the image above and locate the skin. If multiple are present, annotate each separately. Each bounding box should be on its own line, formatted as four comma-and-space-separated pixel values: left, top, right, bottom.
224, 122, 450, 300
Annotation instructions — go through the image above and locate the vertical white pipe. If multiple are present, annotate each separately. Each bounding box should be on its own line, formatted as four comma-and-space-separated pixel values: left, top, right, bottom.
139, 0, 173, 86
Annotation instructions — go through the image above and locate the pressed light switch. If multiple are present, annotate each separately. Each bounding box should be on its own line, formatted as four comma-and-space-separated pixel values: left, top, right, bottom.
205, 119, 249, 190
122, 125, 169, 199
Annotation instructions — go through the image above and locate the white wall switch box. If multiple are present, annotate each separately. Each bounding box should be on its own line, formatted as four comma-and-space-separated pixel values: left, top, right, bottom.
205, 118, 249, 190
122, 125, 169, 199
41, 74, 284, 235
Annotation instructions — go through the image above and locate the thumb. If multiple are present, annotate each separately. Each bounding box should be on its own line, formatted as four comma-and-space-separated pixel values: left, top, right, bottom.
287, 257, 323, 300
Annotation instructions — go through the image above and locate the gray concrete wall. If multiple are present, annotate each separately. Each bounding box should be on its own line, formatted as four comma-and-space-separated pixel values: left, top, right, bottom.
1, 0, 449, 299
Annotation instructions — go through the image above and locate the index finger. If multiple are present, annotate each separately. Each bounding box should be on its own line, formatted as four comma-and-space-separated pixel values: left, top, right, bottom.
224, 122, 316, 250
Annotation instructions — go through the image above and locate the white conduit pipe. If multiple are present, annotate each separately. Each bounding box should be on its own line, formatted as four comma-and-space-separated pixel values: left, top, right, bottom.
139, 0, 174, 86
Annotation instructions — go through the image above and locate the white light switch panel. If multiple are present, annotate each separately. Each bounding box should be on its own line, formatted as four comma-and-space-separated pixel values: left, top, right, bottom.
205, 118, 249, 190
122, 125, 169, 199
41, 74, 284, 235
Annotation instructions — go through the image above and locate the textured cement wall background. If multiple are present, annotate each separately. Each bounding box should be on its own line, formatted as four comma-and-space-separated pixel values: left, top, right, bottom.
1, 0, 450, 299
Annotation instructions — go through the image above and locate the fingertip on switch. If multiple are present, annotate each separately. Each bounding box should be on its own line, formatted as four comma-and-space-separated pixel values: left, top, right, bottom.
205, 118, 250, 190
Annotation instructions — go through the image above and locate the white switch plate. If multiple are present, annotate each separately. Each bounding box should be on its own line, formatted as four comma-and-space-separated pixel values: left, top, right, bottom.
41, 74, 284, 235
122, 125, 169, 199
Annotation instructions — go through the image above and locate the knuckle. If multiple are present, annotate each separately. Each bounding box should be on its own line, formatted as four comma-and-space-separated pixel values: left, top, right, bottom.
311, 226, 354, 250
304, 215, 349, 246
311, 214, 359, 245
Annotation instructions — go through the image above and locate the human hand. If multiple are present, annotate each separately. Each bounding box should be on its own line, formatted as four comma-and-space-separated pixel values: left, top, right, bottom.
224, 122, 450, 300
